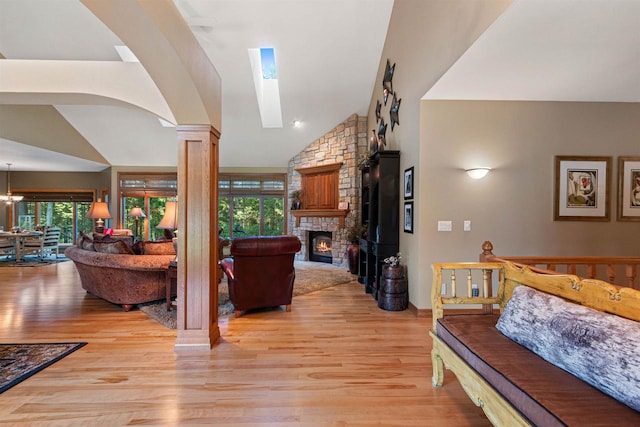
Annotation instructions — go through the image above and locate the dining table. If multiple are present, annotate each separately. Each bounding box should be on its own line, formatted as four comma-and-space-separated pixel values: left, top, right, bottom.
0, 230, 43, 261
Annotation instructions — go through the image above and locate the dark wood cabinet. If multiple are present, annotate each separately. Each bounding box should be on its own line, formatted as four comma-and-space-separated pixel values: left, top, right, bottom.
358, 151, 400, 298
357, 166, 370, 284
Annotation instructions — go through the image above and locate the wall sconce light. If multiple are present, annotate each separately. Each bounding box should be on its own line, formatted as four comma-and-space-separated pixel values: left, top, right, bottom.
465, 167, 491, 180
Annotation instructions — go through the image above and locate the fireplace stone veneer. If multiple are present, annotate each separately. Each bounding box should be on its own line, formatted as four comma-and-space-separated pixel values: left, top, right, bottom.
288, 114, 368, 267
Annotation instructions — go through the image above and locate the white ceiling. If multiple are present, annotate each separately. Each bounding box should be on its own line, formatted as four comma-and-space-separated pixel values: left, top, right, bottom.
0, 0, 393, 171
1, 0, 639, 172
425, 0, 640, 102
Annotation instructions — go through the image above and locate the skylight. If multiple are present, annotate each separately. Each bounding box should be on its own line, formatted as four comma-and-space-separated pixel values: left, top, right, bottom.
248, 47, 283, 128
260, 48, 277, 79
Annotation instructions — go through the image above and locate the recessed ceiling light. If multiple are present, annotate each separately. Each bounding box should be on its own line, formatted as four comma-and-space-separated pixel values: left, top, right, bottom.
293, 120, 303, 128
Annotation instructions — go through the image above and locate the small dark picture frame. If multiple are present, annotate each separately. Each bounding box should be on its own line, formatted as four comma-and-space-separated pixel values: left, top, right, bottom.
404, 167, 414, 199
403, 201, 414, 233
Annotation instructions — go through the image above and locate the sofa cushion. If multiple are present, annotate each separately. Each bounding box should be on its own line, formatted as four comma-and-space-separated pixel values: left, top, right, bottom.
138, 240, 175, 255
496, 285, 640, 412
93, 239, 135, 255
94, 234, 134, 247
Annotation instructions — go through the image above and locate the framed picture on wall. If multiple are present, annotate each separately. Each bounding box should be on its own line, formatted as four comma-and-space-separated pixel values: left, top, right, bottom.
554, 155, 612, 221
404, 167, 414, 199
617, 156, 640, 221
403, 201, 414, 233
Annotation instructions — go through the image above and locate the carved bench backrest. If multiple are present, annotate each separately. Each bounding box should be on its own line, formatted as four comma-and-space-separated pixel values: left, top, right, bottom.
432, 261, 640, 331
500, 262, 640, 323
480, 240, 640, 289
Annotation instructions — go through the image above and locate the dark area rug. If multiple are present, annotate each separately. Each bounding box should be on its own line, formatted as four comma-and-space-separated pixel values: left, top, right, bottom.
0, 342, 87, 393
139, 261, 356, 329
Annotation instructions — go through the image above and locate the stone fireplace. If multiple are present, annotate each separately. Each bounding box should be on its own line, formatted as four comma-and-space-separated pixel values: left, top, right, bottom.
287, 114, 368, 267
308, 231, 333, 263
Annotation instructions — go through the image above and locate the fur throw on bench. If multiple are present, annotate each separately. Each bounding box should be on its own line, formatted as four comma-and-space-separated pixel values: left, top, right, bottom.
496, 285, 640, 412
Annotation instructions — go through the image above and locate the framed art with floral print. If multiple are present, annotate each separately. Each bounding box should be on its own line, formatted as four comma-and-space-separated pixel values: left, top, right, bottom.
617, 156, 640, 221
554, 155, 612, 221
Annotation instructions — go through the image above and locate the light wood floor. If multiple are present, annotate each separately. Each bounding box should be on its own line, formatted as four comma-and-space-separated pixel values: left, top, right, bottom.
0, 261, 491, 426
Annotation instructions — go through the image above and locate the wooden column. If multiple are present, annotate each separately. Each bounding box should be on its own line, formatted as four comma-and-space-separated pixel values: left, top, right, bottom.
174, 125, 220, 350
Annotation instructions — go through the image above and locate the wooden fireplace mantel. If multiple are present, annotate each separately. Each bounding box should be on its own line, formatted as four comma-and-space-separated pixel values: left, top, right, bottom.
291, 209, 350, 228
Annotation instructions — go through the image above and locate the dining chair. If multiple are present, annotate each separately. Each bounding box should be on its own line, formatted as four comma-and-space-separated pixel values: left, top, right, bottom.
21, 227, 61, 260
0, 238, 14, 259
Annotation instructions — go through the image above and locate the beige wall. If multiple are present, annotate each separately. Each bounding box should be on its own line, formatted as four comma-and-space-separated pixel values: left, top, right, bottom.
370, 0, 640, 310
420, 101, 640, 307
0, 170, 110, 228
367, 0, 512, 310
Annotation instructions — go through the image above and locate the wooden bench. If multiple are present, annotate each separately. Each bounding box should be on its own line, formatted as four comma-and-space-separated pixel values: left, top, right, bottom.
430, 261, 640, 426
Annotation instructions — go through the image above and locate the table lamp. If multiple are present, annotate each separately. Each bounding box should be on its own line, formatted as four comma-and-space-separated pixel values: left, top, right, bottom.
157, 200, 178, 261
87, 200, 111, 233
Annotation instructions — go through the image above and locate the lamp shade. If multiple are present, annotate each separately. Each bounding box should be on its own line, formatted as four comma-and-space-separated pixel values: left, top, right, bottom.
129, 206, 146, 218
86, 201, 111, 219
157, 201, 178, 230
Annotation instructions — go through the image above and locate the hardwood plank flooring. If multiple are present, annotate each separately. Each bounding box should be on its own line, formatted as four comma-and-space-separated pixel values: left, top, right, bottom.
0, 262, 491, 426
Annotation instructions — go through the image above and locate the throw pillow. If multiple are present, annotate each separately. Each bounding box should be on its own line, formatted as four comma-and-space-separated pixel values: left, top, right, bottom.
93, 239, 135, 255
78, 234, 95, 251
496, 285, 640, 412
140, 240, 175, 255
131, 240, 143, 255
76, 233, 84, 248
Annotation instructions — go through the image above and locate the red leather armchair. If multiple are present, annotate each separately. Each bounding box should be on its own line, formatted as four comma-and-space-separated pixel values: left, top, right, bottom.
220, 235, 301, 317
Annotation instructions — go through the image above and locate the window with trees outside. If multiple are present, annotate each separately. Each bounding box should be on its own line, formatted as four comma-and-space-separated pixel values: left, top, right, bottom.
118, 173, 177, 241
13, 191, 94, 245
218, 174, 286, 239
117, 173, 286, 241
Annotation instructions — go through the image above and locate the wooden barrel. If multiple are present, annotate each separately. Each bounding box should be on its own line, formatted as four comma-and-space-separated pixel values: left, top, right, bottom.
378, 273, 408, 311
382, 265, 404, 279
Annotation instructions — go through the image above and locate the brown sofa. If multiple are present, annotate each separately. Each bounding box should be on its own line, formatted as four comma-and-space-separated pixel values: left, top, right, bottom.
65, 243, 175, 311
220, 235, 301, 317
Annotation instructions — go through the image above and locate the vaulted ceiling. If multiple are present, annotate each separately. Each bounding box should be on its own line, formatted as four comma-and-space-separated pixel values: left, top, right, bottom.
1, 0, 639, 172
0, 0, 393, 172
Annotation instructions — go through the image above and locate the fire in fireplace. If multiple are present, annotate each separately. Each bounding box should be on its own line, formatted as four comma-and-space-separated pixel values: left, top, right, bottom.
308, 231, 333, 263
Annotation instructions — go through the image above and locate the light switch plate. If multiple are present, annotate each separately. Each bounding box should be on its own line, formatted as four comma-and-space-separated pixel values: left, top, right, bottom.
464, 220, 471, 231
437, 220, 452, 231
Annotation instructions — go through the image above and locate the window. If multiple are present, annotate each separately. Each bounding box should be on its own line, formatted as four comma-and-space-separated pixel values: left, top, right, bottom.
13, 191, 94, 245
218, 174, 286, 238
116, 172, 285, 240
118, 173, 177, 241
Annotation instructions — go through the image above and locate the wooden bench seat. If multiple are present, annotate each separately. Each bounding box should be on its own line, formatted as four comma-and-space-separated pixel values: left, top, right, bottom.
430, 261, 640, 426
435, 314, 640, 426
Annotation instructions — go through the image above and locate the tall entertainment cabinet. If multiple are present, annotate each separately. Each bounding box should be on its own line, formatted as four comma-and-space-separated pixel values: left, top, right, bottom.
358, 151, 400, 298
